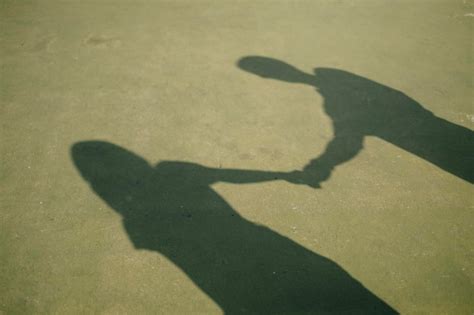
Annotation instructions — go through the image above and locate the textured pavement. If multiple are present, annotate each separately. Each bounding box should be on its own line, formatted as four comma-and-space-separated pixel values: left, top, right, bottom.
1, 1, 473, 314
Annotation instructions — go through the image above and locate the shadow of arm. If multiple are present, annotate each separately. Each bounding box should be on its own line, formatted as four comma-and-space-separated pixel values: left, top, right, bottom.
211, 168, 291, 185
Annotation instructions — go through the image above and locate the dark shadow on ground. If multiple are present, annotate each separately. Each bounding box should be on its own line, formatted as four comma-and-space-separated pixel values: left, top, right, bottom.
72, 140, 397, 314
238, 56, 474, 186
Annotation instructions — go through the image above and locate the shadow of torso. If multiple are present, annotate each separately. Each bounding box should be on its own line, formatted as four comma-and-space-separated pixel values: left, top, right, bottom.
72, 141, 397, 314
312, 69, 474, 183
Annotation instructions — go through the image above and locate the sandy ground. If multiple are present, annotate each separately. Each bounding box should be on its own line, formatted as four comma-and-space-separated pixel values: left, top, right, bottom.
1, 0, 473, 314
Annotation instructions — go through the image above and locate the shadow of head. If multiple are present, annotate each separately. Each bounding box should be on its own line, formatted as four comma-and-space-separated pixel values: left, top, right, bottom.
238, 56, 310, 84
71, 141, 150, 184
237, 56, 377, 94
72, 140, 208, 179
71, 141, 214, 216
71, 141, 156, 217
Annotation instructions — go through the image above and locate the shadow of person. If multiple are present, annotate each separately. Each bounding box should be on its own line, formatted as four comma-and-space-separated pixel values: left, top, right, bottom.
238, 56, 474, 186
72, 140, 397, 314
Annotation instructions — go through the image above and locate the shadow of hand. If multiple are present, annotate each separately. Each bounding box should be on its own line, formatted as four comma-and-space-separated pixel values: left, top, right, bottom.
284, 170, 322, 189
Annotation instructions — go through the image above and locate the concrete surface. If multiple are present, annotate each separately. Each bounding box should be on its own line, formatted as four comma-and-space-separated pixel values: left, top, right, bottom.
1, 0, 473, 314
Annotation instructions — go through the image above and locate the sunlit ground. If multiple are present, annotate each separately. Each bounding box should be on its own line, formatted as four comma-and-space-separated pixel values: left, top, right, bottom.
1, 1, 473, 314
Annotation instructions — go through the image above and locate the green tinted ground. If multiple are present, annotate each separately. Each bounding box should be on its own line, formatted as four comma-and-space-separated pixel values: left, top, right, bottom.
1, 1, 473, 314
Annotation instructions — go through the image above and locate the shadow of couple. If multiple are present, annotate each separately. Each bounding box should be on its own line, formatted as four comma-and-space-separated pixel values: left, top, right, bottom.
71, 56, 473, 313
